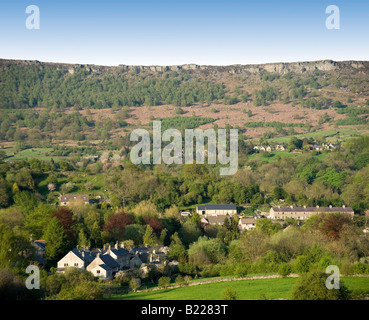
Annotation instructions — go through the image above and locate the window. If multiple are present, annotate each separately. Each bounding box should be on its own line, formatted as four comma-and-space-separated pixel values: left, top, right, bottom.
74, 263, 78, 267
97, 270, 100, 274
64, 263, 68, 267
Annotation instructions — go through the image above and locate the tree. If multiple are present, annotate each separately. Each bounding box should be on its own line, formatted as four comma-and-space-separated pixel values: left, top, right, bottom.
129, 278, 141, 292
43, 217, 67, 260
175, 275, 185, 287
103, 211, 134, 241
53, 207, 77, 244
188, 237, 227, 267
291, 271, 350, 300
178, 220, 202, 247
124, 224, 145, 246
158, 276, 171, 289
278, 263, 292, 277
47, 183, 56, 192
143, 225, 156, 246
222, 287, 239, 300
255, 219, 282, 236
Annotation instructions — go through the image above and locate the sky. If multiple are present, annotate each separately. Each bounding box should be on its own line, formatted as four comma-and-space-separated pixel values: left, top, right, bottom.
0, 0, 368, 66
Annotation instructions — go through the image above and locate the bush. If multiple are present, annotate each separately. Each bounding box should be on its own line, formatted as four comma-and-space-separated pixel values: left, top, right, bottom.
183, 275, 192, 285
294, 255, 311, 274
278, 263, 292, 277
222, 287, 239, 300
234, 264, 250, 277
219, 264, 235, 277
129, 278, 141, 292
339, 260, 355, 276
158, 276, 171, 289
175, 275, 185, 287
354, 262, 369, 275
291, 271, 350, 300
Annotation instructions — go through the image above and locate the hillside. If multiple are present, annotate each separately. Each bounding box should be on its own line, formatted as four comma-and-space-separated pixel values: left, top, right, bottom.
1, 58, 369, 154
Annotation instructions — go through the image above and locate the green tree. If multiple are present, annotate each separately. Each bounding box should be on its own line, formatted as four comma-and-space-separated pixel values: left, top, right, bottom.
291, 271, 350, 300
44, 217, 67, 259
143, 225, 156, 246
129, 278, 141, 292
222, 287, 239, 300
158, 276, 171, 289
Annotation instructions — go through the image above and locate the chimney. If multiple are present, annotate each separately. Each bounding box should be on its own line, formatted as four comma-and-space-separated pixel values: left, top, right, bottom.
316, 205, 319, 208
82, 251, 85, 258
121, 242, 125, 249
329, 205, 332, 208
342, 205, 345, 208
303, 205, 306, 208
290, 206, 293, 209
115, 241, 118, 250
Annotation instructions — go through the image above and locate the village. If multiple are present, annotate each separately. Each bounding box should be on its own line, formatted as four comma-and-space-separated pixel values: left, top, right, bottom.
31, 196, 355, 281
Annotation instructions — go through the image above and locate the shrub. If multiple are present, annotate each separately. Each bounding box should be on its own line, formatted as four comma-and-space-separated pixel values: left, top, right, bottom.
222, 287, 239, 300
219, 264, 235, 277
158, 276, 171, 289
234, 264, 250, 278
294, 255, 311, 274
175, 275, 185, 287
129, 278, 141, 292
278, 263, 292, 277
291, 271, 350, 300
183, 275, 192, 285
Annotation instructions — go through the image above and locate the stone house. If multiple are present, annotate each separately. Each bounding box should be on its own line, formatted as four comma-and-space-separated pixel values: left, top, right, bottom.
57, 249, 96, 272
268, 205, 354, 220
196, 204, 237, 217
59, 194, 89, 206
86, 253, 120, 280
105, 242, 130, 269
239, 217, 257, 231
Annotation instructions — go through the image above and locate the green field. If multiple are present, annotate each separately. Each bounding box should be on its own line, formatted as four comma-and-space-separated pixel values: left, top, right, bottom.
264, 127, 369, 145
106, 276, 369, 300
5, 147, 64, 161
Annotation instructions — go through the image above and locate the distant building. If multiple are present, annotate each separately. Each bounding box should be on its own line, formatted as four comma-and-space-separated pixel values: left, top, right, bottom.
203, 215, 230, 226
196, 204, 237, 217
31, 240, 46, 265
105, 242, 130, 269
57, 249, 96, 272
86, 253, 120, 280
239, 218, 257, 231
268, 205, 354, 220
59, 194, 90, 206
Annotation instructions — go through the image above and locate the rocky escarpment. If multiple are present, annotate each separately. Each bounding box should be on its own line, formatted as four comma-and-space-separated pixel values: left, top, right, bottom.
1, 58, 369, 75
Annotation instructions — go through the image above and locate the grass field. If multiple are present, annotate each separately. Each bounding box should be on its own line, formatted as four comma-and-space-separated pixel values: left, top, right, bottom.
106, 276, 369, 300
4, 147, 64, 161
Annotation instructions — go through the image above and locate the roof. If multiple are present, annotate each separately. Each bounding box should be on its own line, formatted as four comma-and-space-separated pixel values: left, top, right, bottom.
206, 215, 230, 225
271, 206, 354, 213
110, 247, 130, 256
96, 264, 110, 271
71, 249, 96, 262
100, 254, 119, 269
59, 194, 89, 202
197, 204, 237, 211
240, 218, 257, 224
33, 240, 46, 250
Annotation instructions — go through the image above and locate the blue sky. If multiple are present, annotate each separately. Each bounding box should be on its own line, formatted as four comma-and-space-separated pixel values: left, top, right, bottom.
0, 0, 368, 66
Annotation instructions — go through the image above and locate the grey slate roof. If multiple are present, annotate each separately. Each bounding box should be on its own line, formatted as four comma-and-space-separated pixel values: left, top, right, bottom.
206, 215, 230, 225
197, 204, 237, 211
71, 248, 96, 262
110, 247, 129, 256
100, 254, 120, 269
272, 206, 354, 213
